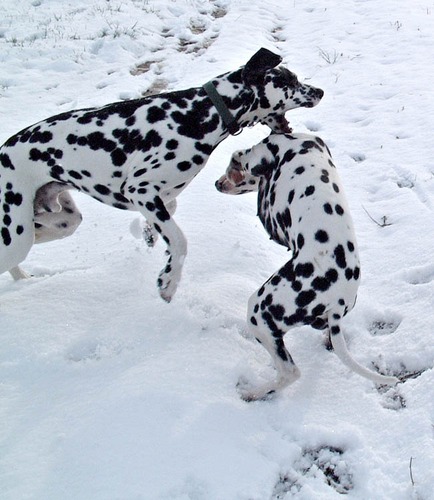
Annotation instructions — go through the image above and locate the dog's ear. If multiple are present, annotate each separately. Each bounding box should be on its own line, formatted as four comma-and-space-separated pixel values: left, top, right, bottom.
251, 157, 275, 177
242, 48, 283, 86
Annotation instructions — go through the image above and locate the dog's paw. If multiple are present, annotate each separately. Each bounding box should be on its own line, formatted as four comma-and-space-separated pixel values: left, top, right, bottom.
236, 376, 276, 402
158, 283, 174, 303
157, 267, 180, 303
9, 266, 32, 280
129, 217, 158, 247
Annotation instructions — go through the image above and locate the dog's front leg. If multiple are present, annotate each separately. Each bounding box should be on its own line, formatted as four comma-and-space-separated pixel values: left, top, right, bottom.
135, 195, 186, 302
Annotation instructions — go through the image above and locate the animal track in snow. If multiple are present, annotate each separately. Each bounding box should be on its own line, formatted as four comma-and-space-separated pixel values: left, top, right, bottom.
368, 316, 401, 336
392, 165, 434, 211
270, 22, 286, 44
375, 362, 428, 410
377, 384, 407, 411
400, 263, 434, 285
349, 152, 366, 163
131, 4, 227, 87
272, 446, 354, 497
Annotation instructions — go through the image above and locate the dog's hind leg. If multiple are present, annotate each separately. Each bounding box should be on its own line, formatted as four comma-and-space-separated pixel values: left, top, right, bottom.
238, 281, 301, 402
0, 194, 35, 280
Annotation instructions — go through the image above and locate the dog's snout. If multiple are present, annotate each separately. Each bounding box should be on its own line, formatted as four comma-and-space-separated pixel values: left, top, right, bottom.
300, 85, 324, 108
215, 179, 224, 192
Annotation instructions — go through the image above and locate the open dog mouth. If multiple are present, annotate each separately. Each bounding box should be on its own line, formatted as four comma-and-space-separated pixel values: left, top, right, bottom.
264, 114, 293, 134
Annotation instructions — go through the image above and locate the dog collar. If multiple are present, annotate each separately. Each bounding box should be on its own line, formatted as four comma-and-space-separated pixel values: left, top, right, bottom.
203, 81, 241, 136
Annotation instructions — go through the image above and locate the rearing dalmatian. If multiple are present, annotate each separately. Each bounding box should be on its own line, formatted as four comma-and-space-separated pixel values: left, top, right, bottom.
216, 132, 399, 400
0, 48, 323, 302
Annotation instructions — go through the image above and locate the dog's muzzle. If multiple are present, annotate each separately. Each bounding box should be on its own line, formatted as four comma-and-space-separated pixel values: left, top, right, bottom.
215, 177, 226, 193
302, 87, 324, 107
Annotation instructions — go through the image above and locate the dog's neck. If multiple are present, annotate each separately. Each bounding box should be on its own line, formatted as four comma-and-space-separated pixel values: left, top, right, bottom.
202, 69, 257, 135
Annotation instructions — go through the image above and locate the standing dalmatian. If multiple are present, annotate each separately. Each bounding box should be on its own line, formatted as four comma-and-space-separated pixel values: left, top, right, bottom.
0, 48, 323, 302
216, 133, 399, 400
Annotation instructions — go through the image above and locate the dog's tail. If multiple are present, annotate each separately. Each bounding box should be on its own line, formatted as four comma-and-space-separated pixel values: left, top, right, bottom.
328, 312, 399, 386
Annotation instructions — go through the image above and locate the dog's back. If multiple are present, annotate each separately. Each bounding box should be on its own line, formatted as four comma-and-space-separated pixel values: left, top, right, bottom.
257, 133, 360, 296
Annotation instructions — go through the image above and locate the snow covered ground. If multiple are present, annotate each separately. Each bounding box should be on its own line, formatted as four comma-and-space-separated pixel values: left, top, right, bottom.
1, 0, 434, 498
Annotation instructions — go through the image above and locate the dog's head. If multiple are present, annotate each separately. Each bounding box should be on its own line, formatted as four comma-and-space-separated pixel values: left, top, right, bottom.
215, 151, 259, 195
241, 48, 324, 132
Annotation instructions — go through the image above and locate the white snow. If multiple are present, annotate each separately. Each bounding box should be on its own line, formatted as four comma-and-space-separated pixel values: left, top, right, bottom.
1, 0, 434, 498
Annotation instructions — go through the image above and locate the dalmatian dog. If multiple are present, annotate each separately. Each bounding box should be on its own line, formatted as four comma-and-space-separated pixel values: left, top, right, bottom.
216, 132, 399, 401
0, 48, 324, 302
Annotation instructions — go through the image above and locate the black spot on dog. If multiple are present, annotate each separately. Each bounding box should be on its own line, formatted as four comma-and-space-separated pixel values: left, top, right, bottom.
94, 184, 111, 196
195, 141, 213, 155
295, 262, 314, 278
312, 275, 332, 292
334, 244, 347, 268
325, 268, 339, 283
111, 149, 127, 166
5, 191, 23, 206
315, 229, 329, 243
281, 149, 296, 164
311, 303, 326, 316
323, 202, 333, 215
147, 106, 166, 123
275, 338, 288, 361
271, 275, 282, 286
192, 155, 204, 165
335, 204, 344, 215
296, 290, 316, 308
177, 161, 191, 172
1, 227, 11, 245
164, 152, 176, 161
69, 170, 83, 180
0, 154, 15, 170
29, 130, 53, 144
279, 261, 295, 281
166, 139, 178, 150
50, 165, 65, 180
304, 185, 315, 196
297, 233, 305, 250
269, 304, 285, 321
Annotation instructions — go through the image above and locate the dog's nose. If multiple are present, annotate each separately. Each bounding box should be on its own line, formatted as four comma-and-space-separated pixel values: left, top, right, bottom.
215, 179, 223, 192
315, 88, 324, 99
